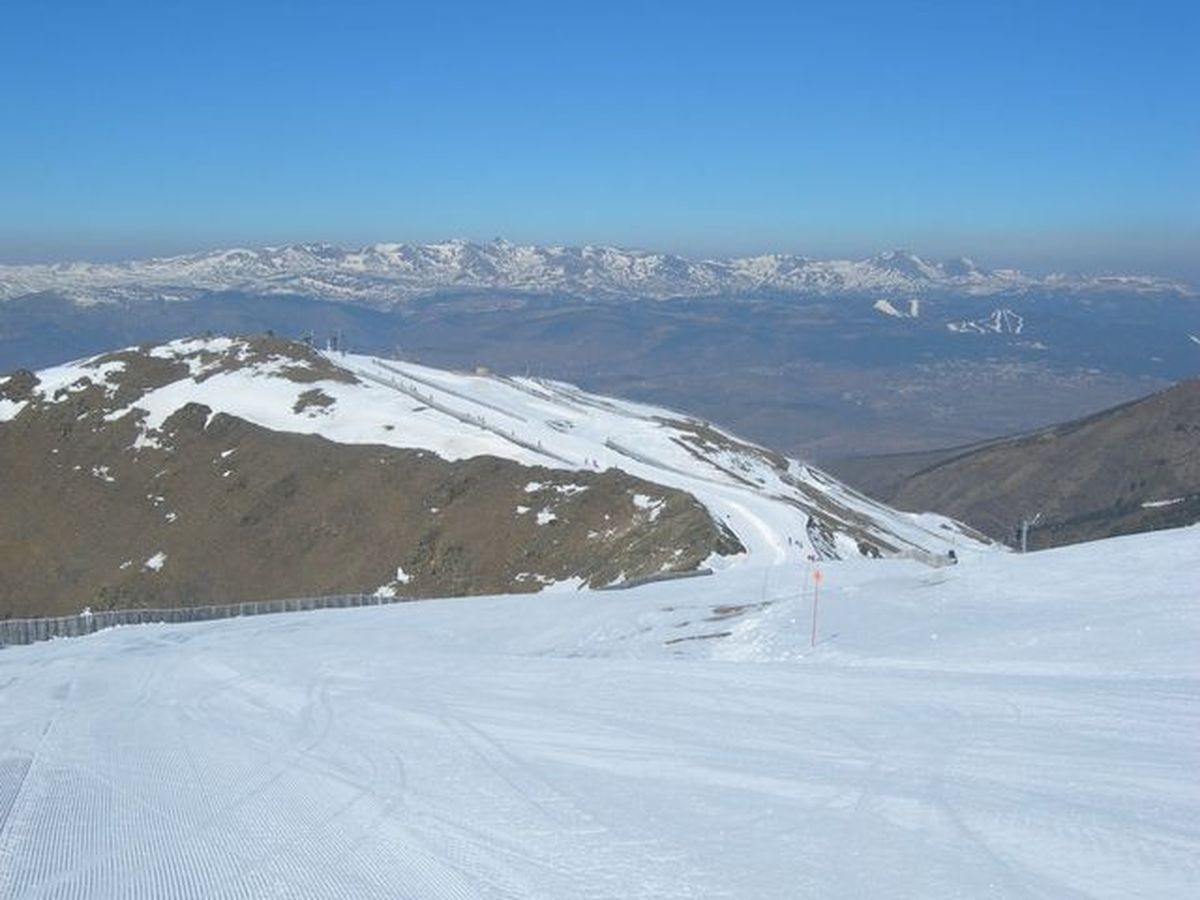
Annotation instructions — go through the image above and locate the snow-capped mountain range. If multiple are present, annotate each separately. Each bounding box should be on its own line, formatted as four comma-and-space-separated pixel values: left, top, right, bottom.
0, 240, 1190, 307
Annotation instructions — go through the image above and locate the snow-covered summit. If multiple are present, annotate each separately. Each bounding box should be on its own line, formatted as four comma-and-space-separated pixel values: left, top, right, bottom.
0, 240, 1189, 307
1, 335, 985, 568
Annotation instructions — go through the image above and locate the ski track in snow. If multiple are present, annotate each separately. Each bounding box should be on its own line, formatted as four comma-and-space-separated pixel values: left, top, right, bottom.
0, 527, 1197, 899
330, 353, 970, 567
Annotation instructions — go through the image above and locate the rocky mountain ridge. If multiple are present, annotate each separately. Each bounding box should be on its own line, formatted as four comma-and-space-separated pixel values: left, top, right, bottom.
0, 335, 981, 616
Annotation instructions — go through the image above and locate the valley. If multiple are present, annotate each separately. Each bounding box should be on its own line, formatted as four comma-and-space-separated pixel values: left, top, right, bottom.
1, 241, 1195, 458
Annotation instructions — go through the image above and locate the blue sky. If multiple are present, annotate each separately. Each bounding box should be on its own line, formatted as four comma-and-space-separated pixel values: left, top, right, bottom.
1, 0, 1197, 275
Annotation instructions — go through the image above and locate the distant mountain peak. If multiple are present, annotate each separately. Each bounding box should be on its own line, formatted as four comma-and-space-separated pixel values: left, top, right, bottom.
868, 249, 943, 280
940, 256, 988, 278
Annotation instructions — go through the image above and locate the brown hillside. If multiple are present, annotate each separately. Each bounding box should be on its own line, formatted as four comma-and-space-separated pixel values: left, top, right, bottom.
886, 380, 1200, 548
0, 338, 742, 617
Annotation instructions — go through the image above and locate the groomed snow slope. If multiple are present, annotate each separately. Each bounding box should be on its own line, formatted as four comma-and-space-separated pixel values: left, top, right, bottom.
1, 526, 1196, 899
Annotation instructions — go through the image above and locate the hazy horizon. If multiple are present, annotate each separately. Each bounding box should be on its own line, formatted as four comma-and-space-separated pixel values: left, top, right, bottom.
2, 0, 1196, 282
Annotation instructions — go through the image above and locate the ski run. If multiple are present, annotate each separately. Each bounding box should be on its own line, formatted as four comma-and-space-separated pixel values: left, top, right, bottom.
0, 524, 1196, 898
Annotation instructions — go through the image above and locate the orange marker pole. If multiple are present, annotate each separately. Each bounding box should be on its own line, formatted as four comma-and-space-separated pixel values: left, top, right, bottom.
810, 568, 823, 648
